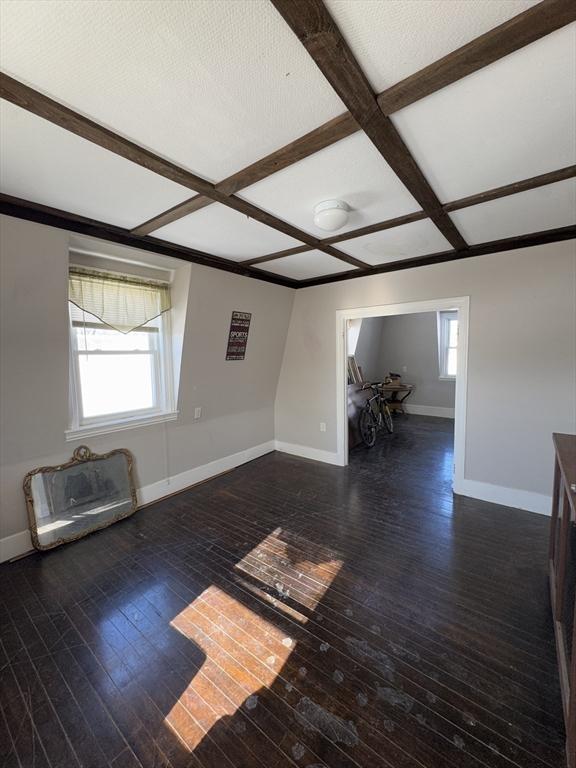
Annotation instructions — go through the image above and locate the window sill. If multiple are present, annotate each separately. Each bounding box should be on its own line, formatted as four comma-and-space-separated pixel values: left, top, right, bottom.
65, 411, 178, 441
439, 375, 456, 381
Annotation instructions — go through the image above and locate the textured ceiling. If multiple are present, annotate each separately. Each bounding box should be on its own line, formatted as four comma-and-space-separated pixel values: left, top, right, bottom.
0, 0, 575, 283
0, 101, 192, 228
337, 220, 453, 266
255, 249, 357, 280
392, 24, 576, 201
153, 203, 302, 260
239, 132, 421, 236
449, 178, 576, 245
325, 0, 539, 92
0, 0, 344, 181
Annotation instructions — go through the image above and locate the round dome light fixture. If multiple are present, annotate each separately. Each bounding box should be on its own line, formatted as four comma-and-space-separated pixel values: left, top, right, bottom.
313, 199, 349, 232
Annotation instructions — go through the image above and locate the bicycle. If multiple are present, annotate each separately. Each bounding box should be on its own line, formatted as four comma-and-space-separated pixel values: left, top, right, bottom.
358, 382, 394, 448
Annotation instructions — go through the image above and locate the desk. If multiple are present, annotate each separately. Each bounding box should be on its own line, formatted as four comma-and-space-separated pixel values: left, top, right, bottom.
378, 383, 415, 414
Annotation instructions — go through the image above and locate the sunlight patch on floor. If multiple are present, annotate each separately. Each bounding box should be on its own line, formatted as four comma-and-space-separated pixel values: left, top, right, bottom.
233, 527, 344, 619
163, 530, 343, 751
164, 583, 293, 750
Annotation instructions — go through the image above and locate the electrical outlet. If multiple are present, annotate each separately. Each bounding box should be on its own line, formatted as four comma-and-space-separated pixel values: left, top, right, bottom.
402, 365, 407, 373
194, 407, 202, 420
320, 422, 327, 432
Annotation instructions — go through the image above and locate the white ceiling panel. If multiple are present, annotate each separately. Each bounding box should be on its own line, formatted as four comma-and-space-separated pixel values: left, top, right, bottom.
240, 132, 421, 235
450, 179, 576, 245
325, 0, 538, 92
391, 24, 576, 202
337, 219, 452, 266
0, 102, 192, 228
254, 250, 357, 281
0, 0, 344, 182
153, 204, 301, 260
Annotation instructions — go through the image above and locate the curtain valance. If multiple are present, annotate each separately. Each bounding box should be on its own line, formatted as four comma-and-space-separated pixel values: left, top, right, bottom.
69, 268, 171, 334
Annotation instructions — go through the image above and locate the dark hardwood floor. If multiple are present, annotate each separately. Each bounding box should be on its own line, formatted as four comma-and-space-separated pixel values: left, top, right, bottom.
0, 416, 564, 767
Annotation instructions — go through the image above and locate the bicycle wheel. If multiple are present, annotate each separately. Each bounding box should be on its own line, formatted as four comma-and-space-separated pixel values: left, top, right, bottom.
359, 408, 377, 448
382, 403, 394, 434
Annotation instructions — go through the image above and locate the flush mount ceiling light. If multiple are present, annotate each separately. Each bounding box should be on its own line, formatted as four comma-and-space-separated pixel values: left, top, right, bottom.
313, 199, 349, 232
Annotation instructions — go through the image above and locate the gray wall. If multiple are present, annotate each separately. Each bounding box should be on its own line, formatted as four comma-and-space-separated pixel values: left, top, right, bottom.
0, 215, 294, 548
275, 240, 576, 500
2, 214, 575, 546
354, 316, 383, 381
380, 312, 455, 411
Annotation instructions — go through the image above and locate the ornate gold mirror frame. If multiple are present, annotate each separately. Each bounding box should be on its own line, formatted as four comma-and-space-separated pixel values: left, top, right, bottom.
23, 445, 138, 551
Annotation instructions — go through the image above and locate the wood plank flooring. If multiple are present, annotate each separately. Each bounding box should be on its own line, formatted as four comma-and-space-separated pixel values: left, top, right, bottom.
0, 416, 564, 767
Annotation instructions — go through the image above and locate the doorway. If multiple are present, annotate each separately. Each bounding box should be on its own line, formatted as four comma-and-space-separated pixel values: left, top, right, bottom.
335, 297, 469, 492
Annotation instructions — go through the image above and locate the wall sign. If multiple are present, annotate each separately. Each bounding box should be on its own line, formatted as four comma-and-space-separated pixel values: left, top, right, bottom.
226, 311, 252, 360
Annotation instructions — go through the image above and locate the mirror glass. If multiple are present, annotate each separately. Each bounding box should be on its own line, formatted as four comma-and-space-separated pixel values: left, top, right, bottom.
24, 446, 137, 549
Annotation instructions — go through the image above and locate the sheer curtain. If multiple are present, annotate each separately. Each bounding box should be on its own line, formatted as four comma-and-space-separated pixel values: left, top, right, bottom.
69, 268, 171, 333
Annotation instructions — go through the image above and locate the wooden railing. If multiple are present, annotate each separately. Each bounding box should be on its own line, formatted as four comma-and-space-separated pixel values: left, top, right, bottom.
550, 433, 576, 767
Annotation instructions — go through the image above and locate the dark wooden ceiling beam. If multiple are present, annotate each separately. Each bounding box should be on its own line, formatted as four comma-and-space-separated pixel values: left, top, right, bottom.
323, 210, 429, 245
443, 164, 576, 212
127, 0, 575, 236
131, 194, 213, 236
241, 165, 576, 265
0, 193, 299, 287
378, 0, 576, 115
244, 244, 314, 266
219, 113, 359, 195
3, 0, 574, 275
0, 72, 366, 269
297, 224, 576, 288
2, 195, 573, 289
269, 0, 467, 251
131, 112, 359, 236
240, 211, 428, 265
1, 73, 222, 199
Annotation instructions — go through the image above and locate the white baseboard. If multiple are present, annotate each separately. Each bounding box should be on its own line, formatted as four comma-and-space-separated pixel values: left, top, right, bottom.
138, 440, 275, 506
271, 445, 550, 516
0, 440, 275, 564
404, 404, 455, 418
0, 529, 33, 563
1, 442, 551, 564
453, 478, 551, 516
274, 440, 344, 466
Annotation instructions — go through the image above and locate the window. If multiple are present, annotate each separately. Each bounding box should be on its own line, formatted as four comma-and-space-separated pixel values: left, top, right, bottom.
346, 318, 362, 356
67, 268, 176, 437
437, 310, 458, 379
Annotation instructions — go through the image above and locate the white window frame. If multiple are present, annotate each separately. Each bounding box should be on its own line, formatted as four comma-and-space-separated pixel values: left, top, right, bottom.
437, 310, 458, 380
66, 280, 177, 441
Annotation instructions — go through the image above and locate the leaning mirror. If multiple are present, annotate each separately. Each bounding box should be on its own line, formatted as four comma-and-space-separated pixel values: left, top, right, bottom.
23, 445, 137, 550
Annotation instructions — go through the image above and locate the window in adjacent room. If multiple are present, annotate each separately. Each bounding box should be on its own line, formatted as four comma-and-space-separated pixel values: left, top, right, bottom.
68, 267, 176, 436
437, 310, 458, 379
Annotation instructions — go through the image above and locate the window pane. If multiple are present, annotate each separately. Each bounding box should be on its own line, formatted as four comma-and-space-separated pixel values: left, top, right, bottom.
79, 354, 155, 418
446, 347, 457, 376
75, 326, 153, 352
448, 319, 458, 348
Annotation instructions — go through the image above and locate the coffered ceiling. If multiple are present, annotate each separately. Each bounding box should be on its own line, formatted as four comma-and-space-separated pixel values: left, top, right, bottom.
240, 132, 422, 237
1, 0, 574, 288
0, 101, 193, 229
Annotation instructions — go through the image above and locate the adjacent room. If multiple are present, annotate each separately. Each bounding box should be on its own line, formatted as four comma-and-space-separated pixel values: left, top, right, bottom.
1, 1, 575, 767
347, 307, 459, 512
